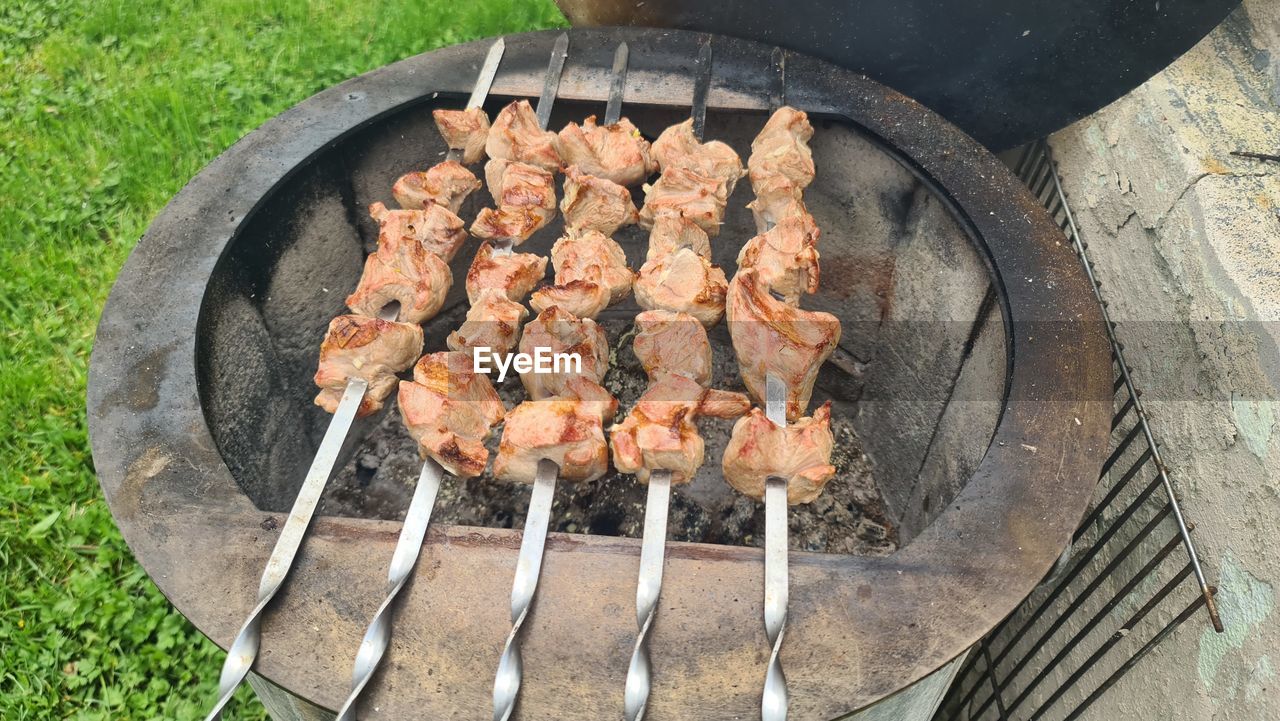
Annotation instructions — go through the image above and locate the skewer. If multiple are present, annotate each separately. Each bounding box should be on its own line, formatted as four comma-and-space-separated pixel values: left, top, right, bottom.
624, 42, 714, 721
762, 373, 789, 721
492, 32, 571, 721
334, 37, 507, 721
604, 42, 629, 126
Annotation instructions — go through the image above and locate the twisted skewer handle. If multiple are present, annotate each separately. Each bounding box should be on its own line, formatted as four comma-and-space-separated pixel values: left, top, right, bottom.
762, 373, 789, 721
624, 470, 673, 721
494, 458, 559, 721
204, 377, 368, 721
335, 458, 445, 721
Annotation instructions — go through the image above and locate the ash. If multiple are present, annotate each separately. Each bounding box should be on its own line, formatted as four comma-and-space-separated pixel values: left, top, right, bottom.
321, 315, 898, 556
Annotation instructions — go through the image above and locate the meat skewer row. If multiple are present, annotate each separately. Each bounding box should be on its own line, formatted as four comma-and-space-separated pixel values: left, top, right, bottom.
329, 40, 513, 721
723, 101, 836, 721
204, 38, 507, 721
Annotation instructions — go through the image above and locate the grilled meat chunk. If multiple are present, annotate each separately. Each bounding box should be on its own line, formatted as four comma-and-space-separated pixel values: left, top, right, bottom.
433, 106, 491, 165
493, 377, 619, 484
530, 227, 633, 319
722, 402, 836, 504
392, 161, 482, 214
638, 166, 730, 236
369, 201, 468, 264
610, 375, 751, 484
447, 288, 529, 356
314, 315, 423, 417
726, 268, 840, 421
735, 212, 821, 305
634, 247, 728, 327
346, 228, 452, 324
632, 310, 712, 386
747, 106, 815, 195
746, 175, 809, 234
555, 116, 656, 186
485, 100, 561, 172
651, 118, 745, 196
471, 160, 557, 244
517, 306, 610, 400
560, 165, 639, 236
530, 279, 610, 320
398, 351, 506, 478
645, 211, 711, 263
465, 241, 547, 304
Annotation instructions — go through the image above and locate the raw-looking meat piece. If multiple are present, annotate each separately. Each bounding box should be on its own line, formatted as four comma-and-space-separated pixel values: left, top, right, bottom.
651, 118, 745, 196
555, 116, 656, 186
560, 165, 639, 236
726, 268, 841, 421
470, 160, 558, 244
398, 351, 506, 478
447, 288, 528, 356
645, 211, 711, 263
746, 175, 809, 234
493, 377, 619, 484
392, 161, 482, 214
314, 315, 423, 417
638, 166, 730, 236
634, 247, 729, 327
735, 213, 821, 305
631, 310, 712, 386
369, 201, 468, 263
610, 374, 751, 484
465, 241, 547, 304
485, 100, 561, 172
345, 229, 452, 324
721, 402, 836, 504
549, 228, 633, 304
517, 306, 610, 400
530, 279, 611, 320
433, 106, 491, 165
748, 106, 816, 195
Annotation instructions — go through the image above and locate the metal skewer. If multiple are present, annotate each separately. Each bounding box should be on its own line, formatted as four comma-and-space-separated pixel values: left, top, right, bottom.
624, 42, 713, 721
492, 32, 571, 721
333, 37, 507, 721
762, 373, 789, 721
604, 42, 629, 126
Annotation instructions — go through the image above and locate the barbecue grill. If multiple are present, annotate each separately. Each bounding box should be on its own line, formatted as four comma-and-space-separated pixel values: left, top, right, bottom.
88, 27, 1111, 720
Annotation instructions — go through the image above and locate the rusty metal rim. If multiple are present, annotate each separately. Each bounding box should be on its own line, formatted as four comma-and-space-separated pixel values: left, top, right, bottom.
87, 28, 1111, 719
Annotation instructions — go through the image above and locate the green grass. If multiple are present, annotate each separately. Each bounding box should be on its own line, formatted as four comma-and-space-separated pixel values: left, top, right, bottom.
0, 1, 564, 717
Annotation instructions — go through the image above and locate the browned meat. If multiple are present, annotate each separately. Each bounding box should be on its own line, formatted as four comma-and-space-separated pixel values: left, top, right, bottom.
634, 247, 728, 327
369, 201, 469, 263
651, 118, 745, 196
433, 107, 491, 165
392, 161, 482, 214
721, 402, 835, 504
632, 310, 712, 386
465, 241, 547, 304
493, 377, 619, 484
748, 107, 815, 195
610, 374, 751, 484
735, 212, 821, 305
397, 351, 506, 478
746, 175, 809, 234
314, 315, 423, 417
345, 227, 452, 324
517, 306, 610, 400
726, 269, 841, 421
645, 211, 711, 263
470, 160, 557, 244
530, 227, 633, 319
560, 165, 639, 236
485, 100, 561, 172
637, 166, 730, 236
446, 288, 529, 356
530, 279, 610, 320
555, 116, 656, 186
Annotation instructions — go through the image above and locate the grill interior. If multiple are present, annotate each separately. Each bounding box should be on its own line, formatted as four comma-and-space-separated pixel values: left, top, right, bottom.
197, 94, 1007, 555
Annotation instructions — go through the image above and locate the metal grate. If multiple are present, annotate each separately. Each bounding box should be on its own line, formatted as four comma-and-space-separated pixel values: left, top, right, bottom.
933, 140, 1225, 721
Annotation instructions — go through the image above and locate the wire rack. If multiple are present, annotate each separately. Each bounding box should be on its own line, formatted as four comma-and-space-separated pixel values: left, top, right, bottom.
933, 140, 1225, 721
